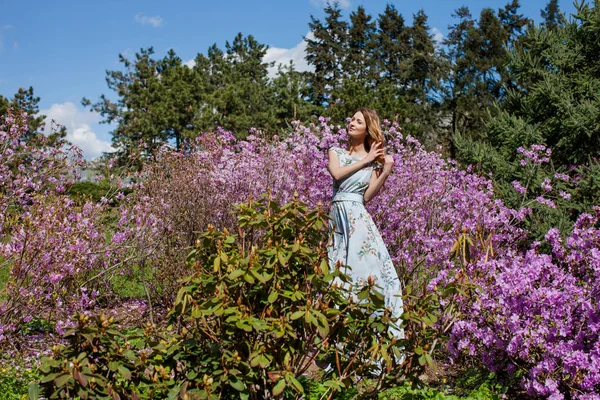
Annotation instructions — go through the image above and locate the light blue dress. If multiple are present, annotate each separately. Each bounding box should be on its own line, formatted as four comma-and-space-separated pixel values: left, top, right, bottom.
327, 147, 404, 337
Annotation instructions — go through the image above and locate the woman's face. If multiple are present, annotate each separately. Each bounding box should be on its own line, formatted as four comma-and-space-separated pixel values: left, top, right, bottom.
348, 111, 367, 141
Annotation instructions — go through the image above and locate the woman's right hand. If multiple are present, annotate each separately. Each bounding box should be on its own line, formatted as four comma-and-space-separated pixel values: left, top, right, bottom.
364, 142, 384, 164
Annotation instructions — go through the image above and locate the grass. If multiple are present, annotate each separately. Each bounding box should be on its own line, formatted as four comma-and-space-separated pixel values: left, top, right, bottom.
0, 257, 10, 302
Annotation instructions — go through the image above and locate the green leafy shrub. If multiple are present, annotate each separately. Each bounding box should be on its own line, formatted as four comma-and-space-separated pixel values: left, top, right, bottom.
37, 195, 468, 399
0, 359, 41, 400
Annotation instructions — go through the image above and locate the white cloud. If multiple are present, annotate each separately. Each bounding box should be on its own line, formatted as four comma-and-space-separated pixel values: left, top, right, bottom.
135, 13, 164, 28
39, 102, 114, 160
431, 27, 444, 48
183, 59, 196, 69
310, 0, 351, 9
263, 32, 315, 78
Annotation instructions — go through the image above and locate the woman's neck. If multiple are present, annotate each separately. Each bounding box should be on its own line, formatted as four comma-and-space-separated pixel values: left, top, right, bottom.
349, 139, 366, 155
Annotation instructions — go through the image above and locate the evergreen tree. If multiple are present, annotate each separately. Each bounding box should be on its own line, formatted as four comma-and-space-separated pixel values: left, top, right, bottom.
343, 6, 377, 80
375, 4, 410, 85
402, 10, 450, 146
83, 47, 170, 168
0, 87, 65, 146
498, 0, 529, 44
216, 33, 276, 136
305, 2, 348, 106
331, 6, 378, 121
443, 2, 528, 143
404, 10, 445, 104
271, 61, 320, 126
371, 4, 412, 121
541, 0, 566, 30
453, 1, 600, 238
443, 7, 482, 138
156, 50, 199, 149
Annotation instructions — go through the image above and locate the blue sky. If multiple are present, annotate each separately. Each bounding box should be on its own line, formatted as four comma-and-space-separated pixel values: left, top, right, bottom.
0, 0, 578, 158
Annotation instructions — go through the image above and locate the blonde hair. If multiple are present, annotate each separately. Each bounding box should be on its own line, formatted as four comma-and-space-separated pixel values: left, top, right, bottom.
348, 107, 385, 165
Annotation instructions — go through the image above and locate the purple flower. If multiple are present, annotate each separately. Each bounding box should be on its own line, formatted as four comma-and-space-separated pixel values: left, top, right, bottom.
512, 180, 527, 194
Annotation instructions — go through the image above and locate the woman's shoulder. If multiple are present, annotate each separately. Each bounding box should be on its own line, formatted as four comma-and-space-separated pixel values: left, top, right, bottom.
328, 146, 345, 155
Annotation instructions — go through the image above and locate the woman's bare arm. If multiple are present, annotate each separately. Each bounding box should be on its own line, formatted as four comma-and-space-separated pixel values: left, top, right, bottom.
327, 143, 384, 181
364, 155, 393, 202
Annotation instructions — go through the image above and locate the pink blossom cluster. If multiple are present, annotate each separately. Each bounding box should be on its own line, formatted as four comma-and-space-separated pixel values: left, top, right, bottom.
450, 209, 600, 399
517, 144, 551, 166
0, 112, 127, 341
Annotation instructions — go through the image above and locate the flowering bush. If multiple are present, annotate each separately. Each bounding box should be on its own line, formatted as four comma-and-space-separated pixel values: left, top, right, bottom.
450, 209, 600, 399
127, 118, 525, 300
0, 112, 127, 343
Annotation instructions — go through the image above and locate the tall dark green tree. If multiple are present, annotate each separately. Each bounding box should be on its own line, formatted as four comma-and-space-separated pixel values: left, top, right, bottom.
157, 50, 199, 149
83, 47, 171, 167
541, 0, 567, 30
453, 1, 600, 238
330, 6, 379, 120
404, 10, 446, 104
443, 7, 482, 138
1, 87, 49, 141
443, 2, 528, 143
305, 3, 348, 106
375, 4, 410, 85
343, 6, 377, 80
210, 33, 276, 136
401, 10, 450, 146
371, 5, 412, 124
271, 61, 320, 126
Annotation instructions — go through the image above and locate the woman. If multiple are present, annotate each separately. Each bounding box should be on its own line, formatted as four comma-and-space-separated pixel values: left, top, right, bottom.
327, 108, 403, 337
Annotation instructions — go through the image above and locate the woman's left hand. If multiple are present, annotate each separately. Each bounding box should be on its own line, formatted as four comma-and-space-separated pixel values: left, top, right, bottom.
382, 155, 394, 175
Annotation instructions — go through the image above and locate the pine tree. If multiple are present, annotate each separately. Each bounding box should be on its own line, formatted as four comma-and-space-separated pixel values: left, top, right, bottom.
369, 5, 412, 122
272, 61, 320, 126
305, 3, 348, 106
402, 10, 450, 146
443, 2, 528, 143
1, 87, 65, 146
219, 33, 276, 135
541, 0, 566, 30
453, 1, 600, 238
343, 6, 377, 80
83, 47, 178, 168
331, 6, 378, 121
375, 4, 410, 85
156, 50, 198, 149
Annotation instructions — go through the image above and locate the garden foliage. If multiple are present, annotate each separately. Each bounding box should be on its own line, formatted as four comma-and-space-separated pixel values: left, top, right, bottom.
37, 196, 469, 399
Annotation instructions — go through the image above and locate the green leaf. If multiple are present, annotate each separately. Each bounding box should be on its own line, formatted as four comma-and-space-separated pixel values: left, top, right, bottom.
39, 373, 59, 384
229, 377, 245, 391
28, 384, 40, 400
118, 365, 132, 380
290, 311, 304, 320
55, 373, 72, 387
108, 361, 119, 371
268, 291, 278, 303
228, 269, 245, 280
273, 379, 286, 396
287, 375, 304, 393
277, 250, 287, 266
258, 355, 270, 369
236, 320, 252, 332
